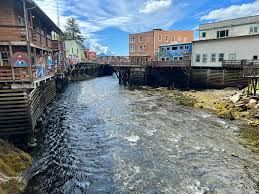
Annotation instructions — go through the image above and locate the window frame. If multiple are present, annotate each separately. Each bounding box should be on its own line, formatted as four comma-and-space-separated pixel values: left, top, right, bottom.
201, 32, 206, 38
218, 53, 224, 62
202, 54, 208, 63
217, 30, 229, 38
211, 53, 216, 62
195, 54, 201, 62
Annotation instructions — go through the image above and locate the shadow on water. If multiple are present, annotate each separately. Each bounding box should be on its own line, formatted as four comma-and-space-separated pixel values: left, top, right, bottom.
24, 76, 259, 194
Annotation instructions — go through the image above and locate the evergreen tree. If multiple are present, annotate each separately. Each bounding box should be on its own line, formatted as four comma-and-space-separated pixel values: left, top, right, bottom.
64, 18, 84, 43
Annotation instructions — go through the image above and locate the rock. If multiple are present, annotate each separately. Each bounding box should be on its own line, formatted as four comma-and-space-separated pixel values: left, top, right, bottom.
249, 99, 257, 104
218, 110, 235, 120
231, 153, 238, 157
229, 93, 241, 103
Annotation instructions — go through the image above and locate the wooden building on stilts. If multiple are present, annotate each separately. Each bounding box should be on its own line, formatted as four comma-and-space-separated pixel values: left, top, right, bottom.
0, 0, 65, 142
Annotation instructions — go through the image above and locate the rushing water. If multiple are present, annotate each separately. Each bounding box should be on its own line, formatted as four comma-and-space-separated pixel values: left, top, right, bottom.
24, 76, 259, 194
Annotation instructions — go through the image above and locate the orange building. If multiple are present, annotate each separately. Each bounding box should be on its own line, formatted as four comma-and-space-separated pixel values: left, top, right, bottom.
129, 29, 194, 60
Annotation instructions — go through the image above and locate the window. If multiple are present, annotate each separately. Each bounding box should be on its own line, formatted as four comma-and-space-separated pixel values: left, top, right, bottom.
172, 46, 177, 50
253, 55, 258, 60
72, 48, 74, 54
167, 47, 170, 51
161, 58, 165, 61
201, 32, 206, 38
18, 16, 25, 25
166, 58, 170, 61
130, 36, 135, 43
161, 48, 165, 52
179, 56, 183, 61
211, 53, 216, 62
217, 30, 229, 38
180, 46, 183, 50
140, 36, 143, 42
218, 53, 224, 62
172, 36, 175, 42
77, 48, 79, 54
140, 45, 143, 51
250, 26, 258, 34
158, 35, 162, 41
173, 56, 178, 61
165, 36, 169, 42
144, 45, 146, 49
184, 45, 189, 50
195, 54, 201, 62
130, 45, 135, 52
202, 54, 208, 63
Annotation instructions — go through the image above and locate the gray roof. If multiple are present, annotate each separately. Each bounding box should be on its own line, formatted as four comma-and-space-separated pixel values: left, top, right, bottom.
200, 15, 259, 30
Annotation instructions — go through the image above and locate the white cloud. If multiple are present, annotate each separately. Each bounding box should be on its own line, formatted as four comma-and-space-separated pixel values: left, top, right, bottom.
34, 0, 185, 55
201, 1, 259, 21
139, 0, 172, 14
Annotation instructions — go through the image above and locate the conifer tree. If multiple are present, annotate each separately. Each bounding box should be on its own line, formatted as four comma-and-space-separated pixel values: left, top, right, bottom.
64, 18, 84, 43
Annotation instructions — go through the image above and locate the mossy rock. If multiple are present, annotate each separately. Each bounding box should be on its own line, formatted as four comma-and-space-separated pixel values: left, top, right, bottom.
0, 179, 23, 194
218, 110, 235, 120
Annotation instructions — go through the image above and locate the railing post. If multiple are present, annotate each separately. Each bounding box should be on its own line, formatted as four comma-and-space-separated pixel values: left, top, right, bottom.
9, 43, 15, 81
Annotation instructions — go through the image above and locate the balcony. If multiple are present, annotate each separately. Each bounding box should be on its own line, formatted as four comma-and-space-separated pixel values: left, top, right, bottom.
0, 65, 56, 84
0, 25, 27, 42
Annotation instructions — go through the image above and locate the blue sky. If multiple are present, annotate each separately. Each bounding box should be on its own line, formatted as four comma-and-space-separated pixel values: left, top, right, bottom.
35, 0, 259, 55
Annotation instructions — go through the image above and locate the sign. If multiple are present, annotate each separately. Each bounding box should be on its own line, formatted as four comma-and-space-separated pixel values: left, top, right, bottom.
11, 52, 30, 67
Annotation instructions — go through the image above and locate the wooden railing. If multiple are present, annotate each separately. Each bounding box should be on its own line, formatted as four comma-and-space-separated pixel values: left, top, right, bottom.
149, 60, 191, 67
0, 66, 13, 81
0, 65, 56, 82
243, 60, 259, 78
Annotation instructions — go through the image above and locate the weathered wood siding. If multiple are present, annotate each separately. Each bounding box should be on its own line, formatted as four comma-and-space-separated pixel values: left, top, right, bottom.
0, 89, 31, 136
191, 68, 247, 88
30, 80, 56, 129
0, 80, 56, 137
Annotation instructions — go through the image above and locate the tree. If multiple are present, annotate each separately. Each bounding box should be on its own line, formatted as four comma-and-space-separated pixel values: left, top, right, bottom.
64, 18, 84, 43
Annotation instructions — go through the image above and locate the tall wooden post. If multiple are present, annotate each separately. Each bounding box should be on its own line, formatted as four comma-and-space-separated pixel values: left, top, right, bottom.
23, 0, 33, 82
9, 44, 15, 81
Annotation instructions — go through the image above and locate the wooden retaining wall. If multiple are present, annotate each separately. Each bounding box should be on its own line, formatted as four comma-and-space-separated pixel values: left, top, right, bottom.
0, 80, 56, 137
191, 68, 248, 89
0, 89, 31, 135
30, 80, 56, 129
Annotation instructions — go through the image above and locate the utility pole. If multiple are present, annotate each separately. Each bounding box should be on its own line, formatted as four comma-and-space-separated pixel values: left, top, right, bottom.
56, 0, 60, 27
56, 0, 62, 71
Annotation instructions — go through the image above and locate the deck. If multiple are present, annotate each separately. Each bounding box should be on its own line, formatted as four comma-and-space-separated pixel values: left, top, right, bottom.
0, 65, 56, 88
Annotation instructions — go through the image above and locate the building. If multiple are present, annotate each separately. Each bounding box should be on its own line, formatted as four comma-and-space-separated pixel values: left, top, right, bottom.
159, 42, 192, 61
0, 0, 65, 137
84, 49, 97, 61
129, 29, 194, 60
0, 0, 65, 83
65, 40, 85, 64
192, 15, 259, 67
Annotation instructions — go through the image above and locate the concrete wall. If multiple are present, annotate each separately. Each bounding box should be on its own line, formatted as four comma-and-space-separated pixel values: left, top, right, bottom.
192, 35, 259, 67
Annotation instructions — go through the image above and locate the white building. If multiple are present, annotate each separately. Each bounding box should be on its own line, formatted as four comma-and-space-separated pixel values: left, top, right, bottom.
192, 15, 259, 67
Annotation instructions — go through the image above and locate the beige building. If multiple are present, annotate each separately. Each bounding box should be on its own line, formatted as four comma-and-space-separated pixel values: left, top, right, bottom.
192, 15, 259, 67
129, 29, 194, 60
